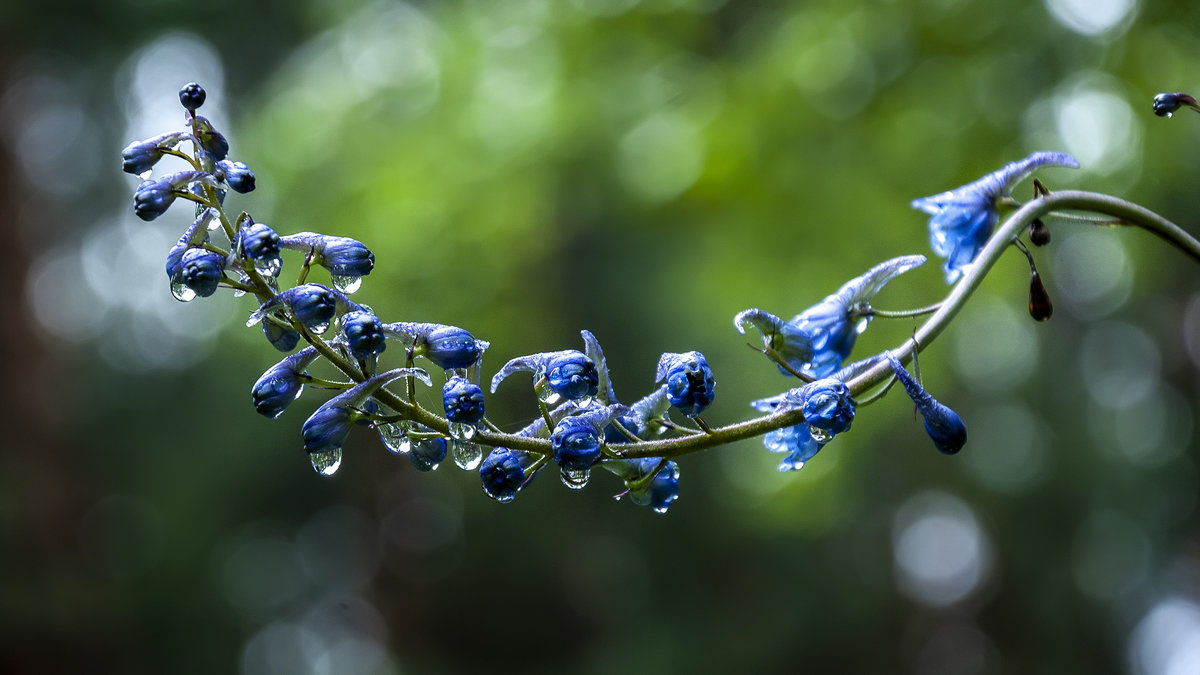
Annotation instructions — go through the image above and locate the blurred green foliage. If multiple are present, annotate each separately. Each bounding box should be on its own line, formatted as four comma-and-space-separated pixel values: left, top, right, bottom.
5, 0, 1200, 673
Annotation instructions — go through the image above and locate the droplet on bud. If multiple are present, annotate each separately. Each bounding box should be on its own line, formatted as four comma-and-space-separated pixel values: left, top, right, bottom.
1029, 270, 1053, 322
310, 448, 342, 476
170, 281, 197, 302
451, 441, 483, 471
560, 468, 590, 490
1028, 218, 1051, 246
808, 426, 831, 443
331, 274, 362, 294
449, 421, 477, 441
377, 421, 412, 454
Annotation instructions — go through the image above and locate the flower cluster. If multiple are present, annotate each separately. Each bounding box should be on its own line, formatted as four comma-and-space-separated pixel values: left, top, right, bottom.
122, 83, 1194, 515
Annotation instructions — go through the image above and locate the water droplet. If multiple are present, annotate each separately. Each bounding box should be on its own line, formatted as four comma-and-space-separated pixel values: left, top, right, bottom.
310, 448, 342, 476
575, 396, 595, 409
809, 426, 831, 443
451, 441, 483, 471
137, 169, 152, 180
204, 211, 222, 231
487, 489, 517, 504
255, 257, 282, 278
245, 308, 265, 327
377, 421, 412, 454
651, 502, 671, 514
1167, 111, 1174, 118
537, 387, 562, 405
560, 468, 590, 490
449, 421, 478, 441
855, 317, 871, 334
331, 274, 362, 294
309, 321, 331, 335
170, 281, 197, 302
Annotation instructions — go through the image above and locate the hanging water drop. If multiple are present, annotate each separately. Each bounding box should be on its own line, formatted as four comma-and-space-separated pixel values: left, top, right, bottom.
309, 448, 342, 476
855, 317, 871, 334
809, 426, 831, 443
331, 274, 362, 294
560, 468, 590, 490
309, 321, 331, 335
377, 421, 412, 454
537, 386, 562, 406
170, 281, 197, 302
451, 441, 483, 471
449, 421, 478, 441
255, 257, 283, 278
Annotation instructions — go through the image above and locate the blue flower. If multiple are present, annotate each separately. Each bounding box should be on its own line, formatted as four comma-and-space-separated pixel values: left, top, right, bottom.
133, 170, 216, 221
796, 378, 855, 438
192, 116, 229, 160
248, 284, 339, 333
252, 347, 320, 418
218, 160, 256, 193
340, 310, 386, 361
262, 322, 301, 352
279, 232, 374, 282
492, 347, 599, 403
763, 424, 826, 472
1153, 92, 1200, 117
381, 322, 490, 371
179, 248, 225, 298
601, 457, 680, 513
121, 131, 188, 176
551, 416, 602, 472
735, 255, 925, 378
655, 351, 715, 418
301, 367, 431, 457
408, 436, 448, 472
480, 447, 527, 503
178, 82, 206, 111
443, 376, 486, 425
912, 151, 1078, 283
236, 220, 282, 277
886, 353, 966, 455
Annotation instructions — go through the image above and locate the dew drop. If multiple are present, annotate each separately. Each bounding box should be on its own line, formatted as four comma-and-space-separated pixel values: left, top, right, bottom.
560, 468, 590, 490
309, 448, 342, 476
309, 321, 331, 335
204, 211, 222, 232
809, 426, 831, 443
170, 281, 197, 302
137, 169, 152, 180
855, 317, 871, 334
451, 441, 483, 471
575, 396, 596, 409
377, 421, 412, 454
255, 257, 283, 278
245, 308, 265, 327
331, 274, 362, 294
449, 421, 478, 441
538, 387, 562, 405
652, 502, 671, 515
1167, 111, 1174, 119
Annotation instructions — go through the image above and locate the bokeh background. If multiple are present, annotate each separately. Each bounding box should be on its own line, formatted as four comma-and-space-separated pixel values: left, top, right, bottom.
4, 0, 1200, 673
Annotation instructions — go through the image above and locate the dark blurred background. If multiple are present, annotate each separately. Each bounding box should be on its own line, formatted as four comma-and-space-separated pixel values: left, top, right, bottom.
3, 0, 1200, 673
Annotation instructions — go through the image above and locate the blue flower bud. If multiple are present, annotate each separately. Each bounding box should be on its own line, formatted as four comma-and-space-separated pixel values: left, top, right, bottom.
192, 116, 228, 160
763, 424, 826, 472
1153, 92, 1200, 117
408, 436, 448, 472
302, 405, 354, 455
251, 347, 320, 418
912, 151, 1078, 283
546, 351, 599, 401
179, 82, 206, 111
886, 353, 967, 455
180, 248, 225, 298
797, 378, 855, 437
602, 457, 680, 513
218, 160, 256, 193
341, 310, 386, 361
240, 222, 280, 262
551, 416, 602, 472
279, 232, 374, 280
443, 376, 485, 425
133, 180, 177, 221
480, 447, 526, 503
121, 131, 188, 176
423, 325, 482, 370
262, 321, 301, 352
287, 284, 337, 331
656, 351, 715, 418
301, 367, 431, 457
